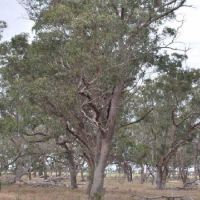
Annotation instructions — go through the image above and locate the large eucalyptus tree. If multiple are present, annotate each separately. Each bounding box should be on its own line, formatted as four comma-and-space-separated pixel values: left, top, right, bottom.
1, 0, 187, 199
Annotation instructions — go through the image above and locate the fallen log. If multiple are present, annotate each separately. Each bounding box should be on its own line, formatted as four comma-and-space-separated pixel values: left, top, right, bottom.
131, 194, 187, 200
46, 176, 67, 183
22, 180, 67, 187
183, 179, 200, 188
151, 196, 185, 200
22, 176, 68, 188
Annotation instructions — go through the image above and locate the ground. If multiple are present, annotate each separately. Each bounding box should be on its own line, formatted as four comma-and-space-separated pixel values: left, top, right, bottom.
0, 177, 199, 200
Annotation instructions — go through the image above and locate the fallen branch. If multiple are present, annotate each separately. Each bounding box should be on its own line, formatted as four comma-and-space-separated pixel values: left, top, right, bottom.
183, 179, 200, 188
21, 176, 69, 188
131, 194, 187, 200
22, 180, 67, 187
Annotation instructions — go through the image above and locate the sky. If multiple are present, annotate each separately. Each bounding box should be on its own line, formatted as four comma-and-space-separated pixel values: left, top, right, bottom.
0, 0, 199, 68
0, 0, 34, 40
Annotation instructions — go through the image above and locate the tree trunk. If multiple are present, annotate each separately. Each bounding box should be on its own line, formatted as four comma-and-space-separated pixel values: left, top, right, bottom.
33, 170, 37, 177
156, 165, 168, 189
194, 141, 199, 180
38, 166, 43, 177
124, 162, 132, 182
88, 82, 123, 199
66, 149, 78, 189
140, 164, 145, 184
194, 156, 198, 180
179, 167, 189, 185
146, 165, 155, 185
0, 171, 1, 191
87, 161, 95, 195
80, 168, 85, 182
15, 157, 26, 183
68, 165, 77, 189
28, 169, 32, 180
127, 165, 133, 182
43, 167, 48, 180
89, 139, 110, 200
198, 168, 200, 179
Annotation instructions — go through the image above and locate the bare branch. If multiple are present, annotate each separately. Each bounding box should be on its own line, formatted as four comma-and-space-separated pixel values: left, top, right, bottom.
119, 108, 153, 129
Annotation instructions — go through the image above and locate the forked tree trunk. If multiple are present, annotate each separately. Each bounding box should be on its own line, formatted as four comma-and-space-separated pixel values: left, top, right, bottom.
88, 82, 123, 200
156, 165, 168, 189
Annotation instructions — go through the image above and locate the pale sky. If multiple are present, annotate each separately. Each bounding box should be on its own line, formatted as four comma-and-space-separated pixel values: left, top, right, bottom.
0, 0, 199, 68
0, 0, 34, 40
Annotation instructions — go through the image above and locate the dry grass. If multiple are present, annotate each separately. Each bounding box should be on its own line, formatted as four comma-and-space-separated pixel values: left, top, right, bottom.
0, 177, 199, 200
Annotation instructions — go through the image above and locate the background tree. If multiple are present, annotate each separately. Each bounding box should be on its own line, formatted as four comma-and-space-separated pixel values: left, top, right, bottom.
129, 55, 200, 189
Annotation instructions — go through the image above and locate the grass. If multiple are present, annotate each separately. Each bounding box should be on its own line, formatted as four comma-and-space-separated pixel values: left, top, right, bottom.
0, 177, 199, 200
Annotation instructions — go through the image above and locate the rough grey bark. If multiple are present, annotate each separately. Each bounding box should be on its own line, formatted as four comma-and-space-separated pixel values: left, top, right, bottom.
156, 165, 168, 189
68, 161, 77, 189
65, 147, 78, 189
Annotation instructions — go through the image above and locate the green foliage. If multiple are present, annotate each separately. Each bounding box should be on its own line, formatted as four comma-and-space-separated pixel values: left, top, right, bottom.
1, 1, 195, 191
113, 131, 150, 165
0, 21, 6, 40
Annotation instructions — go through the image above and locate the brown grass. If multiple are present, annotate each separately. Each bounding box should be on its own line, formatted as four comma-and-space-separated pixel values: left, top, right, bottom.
0, 177, 199, 200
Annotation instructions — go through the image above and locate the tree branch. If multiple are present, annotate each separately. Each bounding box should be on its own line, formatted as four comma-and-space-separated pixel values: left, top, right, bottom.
119, 108, 153, 129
